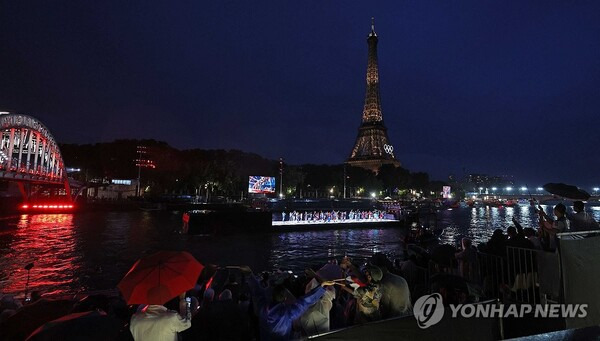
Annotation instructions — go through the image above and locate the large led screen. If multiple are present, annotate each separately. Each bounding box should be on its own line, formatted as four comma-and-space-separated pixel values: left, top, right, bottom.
248, 176, 276, 194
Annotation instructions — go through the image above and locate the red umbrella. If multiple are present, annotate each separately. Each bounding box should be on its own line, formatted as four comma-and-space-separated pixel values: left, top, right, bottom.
117, 250, 204, 305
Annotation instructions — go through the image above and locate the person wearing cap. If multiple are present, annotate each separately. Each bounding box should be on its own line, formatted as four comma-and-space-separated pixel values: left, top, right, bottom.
567, 201, 599, 232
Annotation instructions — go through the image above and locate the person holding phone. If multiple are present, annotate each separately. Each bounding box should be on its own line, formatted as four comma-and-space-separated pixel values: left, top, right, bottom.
130, 292, 192, 341
538, 203, 568, 251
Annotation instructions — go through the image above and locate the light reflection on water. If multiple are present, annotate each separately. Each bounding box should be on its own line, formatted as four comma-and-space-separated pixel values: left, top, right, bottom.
1, 205, 598, 296
0, 214, 78, 296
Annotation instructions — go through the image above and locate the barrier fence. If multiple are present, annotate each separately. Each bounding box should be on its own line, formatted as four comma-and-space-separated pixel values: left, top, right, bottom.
506, 246, 539, 305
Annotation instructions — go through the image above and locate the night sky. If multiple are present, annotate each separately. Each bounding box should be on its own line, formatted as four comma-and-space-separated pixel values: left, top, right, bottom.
1, 1, 599, 186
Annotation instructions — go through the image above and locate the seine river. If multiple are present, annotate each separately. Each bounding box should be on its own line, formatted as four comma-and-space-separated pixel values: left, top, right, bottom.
1, 204, 599, 297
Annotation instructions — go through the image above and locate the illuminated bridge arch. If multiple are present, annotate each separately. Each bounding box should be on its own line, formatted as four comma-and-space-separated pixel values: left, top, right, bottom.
0, 113, 70, 196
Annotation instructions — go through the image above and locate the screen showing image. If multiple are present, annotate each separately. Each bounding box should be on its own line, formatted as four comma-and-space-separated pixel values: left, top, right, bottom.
248, 176, 276, 194
442, 186, 451, 199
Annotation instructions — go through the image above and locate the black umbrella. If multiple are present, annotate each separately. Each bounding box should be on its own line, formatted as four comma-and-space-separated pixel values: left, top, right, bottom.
542, 183, 590, 200
2, 299, 74, 341
25, 311, 125, 341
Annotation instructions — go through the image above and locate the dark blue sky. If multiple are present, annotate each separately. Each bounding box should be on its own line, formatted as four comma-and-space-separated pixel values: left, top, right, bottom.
1, 1, 599, 186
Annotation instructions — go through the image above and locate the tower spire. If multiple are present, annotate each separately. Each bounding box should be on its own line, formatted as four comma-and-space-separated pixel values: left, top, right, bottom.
370, 17, 376, 36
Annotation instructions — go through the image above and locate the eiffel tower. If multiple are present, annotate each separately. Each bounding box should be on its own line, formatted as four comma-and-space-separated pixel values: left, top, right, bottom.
347, 19, 400, 173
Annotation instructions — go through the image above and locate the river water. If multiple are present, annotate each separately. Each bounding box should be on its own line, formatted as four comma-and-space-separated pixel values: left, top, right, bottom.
1, 204, 599, 297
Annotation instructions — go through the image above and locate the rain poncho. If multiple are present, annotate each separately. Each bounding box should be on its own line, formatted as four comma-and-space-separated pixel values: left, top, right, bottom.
248, 275, 325, 341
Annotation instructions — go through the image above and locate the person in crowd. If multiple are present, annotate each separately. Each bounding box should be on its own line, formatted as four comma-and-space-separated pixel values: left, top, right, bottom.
204, 288, 247, 340
397, 254, 428, 299
370, 254, 412, 318
567, 201, 599, 231
240, 265, 335, 341
523, 228, 543, 250
506, 226, 534, 249
538, 203, 568, 251
339, 259, 383, 324
224, 273, 241, 302
130, 292, 191, 341
485, 229, 507, 257
299, 277, 336, 337
181, 212, 190, 234
219, 289, 233, 301
200, 288, 215, 310
455, 238, 477, 280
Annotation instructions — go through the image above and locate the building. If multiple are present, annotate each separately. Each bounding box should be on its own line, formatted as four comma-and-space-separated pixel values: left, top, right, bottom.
87, 178, 138, 200
347, 19, 400, 173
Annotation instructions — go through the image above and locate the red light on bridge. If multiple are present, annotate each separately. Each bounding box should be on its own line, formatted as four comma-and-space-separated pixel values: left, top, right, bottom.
20, 203, 75, 211
19, 203, 75, 211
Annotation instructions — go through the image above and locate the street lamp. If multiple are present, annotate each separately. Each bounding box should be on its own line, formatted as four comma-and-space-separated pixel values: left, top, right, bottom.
537, 187, 544, 191
520, 186, 527, 191
371, 192, 376, 198
491, 187, 497, 193
279, 157, 284, 198
506, 187, 512, 192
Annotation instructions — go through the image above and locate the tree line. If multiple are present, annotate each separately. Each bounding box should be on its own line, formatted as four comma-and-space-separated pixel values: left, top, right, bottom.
60, 140, 446, 199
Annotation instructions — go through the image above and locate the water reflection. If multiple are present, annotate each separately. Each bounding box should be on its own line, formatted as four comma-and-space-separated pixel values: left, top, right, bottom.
439, 204, 600, 246
0, 214, 78, 296
0, 205, 598, 296
268, 228, 404, 271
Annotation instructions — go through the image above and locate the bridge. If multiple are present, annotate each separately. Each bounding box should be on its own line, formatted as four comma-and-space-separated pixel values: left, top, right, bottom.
0, 113, 71, 206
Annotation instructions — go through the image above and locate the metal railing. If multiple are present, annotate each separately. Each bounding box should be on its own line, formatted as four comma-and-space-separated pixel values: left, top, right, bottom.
506, 246, 539, 305
477, 252, 507, 300
558, 230, 600, 240
477, 248, 541, 304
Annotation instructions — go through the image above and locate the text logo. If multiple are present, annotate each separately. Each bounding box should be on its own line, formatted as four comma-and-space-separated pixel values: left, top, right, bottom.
414, 293, 445, 329
383, 144, 394, 154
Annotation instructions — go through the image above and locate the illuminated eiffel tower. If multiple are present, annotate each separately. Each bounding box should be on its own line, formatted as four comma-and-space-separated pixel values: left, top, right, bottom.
347, 19, 400, 173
